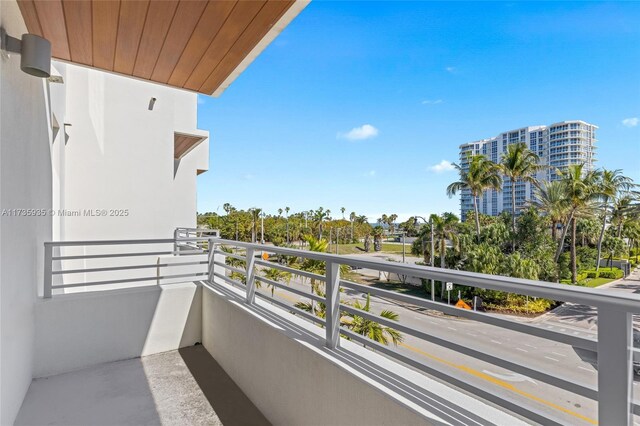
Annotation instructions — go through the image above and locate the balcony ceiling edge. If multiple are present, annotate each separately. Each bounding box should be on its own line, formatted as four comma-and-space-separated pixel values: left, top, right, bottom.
17, 0, 309, 96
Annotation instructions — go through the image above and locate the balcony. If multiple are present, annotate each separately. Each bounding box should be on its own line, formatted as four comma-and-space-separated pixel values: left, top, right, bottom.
13, 234, 640, 425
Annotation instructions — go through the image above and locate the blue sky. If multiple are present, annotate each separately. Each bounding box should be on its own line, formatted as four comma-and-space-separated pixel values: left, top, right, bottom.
196, 1, 640, 221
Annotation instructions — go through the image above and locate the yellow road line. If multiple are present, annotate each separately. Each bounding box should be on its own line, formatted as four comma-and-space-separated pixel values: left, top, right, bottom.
398, 342, 598, 425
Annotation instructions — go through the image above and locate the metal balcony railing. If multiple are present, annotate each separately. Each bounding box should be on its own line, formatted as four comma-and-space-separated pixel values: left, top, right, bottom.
42, 228, 216, 297
207, 238, 639, 426
42, 235, 639, 425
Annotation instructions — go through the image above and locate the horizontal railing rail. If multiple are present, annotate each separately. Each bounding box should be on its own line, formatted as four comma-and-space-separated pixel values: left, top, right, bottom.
43, 235, 210, 298
174, 228, 218, 255
207, 238, 639, 426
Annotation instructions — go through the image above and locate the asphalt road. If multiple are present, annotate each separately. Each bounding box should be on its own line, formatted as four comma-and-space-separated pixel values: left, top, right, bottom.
250, 262, 640, 426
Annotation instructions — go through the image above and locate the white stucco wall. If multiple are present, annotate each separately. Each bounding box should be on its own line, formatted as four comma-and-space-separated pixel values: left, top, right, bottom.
33, 282, 202, 378
0, 2, 53, 423
49, 61, 208, 242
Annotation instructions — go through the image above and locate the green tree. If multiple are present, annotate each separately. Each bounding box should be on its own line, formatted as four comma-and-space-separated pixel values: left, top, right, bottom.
430, 213, 459, 269
447, 154, 502, 240
499, 142, 543, 250
595, 169, 633, 271
554, 165, 600, 283
532, 180, 569, 240
285, 206, 291, 243
345, 294, 403, 346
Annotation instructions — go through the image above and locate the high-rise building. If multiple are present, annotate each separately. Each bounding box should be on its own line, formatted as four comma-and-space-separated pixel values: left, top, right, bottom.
458, 120, 597, 220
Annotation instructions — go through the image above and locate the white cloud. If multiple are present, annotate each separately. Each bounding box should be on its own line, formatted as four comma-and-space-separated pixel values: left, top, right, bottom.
422, 99, 443, 105
429, 160, 456, 173
622, 117, 638, 127
243, 173, 254, 180
445, 66, 456, 73
197, 96, 207, 105
364, 170, 376, 177
338, 124, 379, 141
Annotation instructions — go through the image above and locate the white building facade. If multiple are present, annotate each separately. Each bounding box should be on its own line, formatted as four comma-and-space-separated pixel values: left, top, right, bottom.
48, 61, 209, 242
458, 120, 597, 220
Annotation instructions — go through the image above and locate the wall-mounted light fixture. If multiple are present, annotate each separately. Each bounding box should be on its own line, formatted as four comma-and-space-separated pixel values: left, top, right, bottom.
1, 28, 51, 78
148, 97, 157, 111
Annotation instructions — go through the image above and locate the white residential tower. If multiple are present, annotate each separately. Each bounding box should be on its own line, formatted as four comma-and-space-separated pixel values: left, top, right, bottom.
458, 120, 597, 220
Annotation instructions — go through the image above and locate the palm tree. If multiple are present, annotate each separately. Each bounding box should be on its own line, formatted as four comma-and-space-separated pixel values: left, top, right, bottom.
611, 195, 633, 238
285, 206, 291, 243
499, 143, 543, 249
313, 208, 330, 239
554, 165, 600, 283
340, 207, 346, 219
299, 235, 329, 293
386, 214, 398, 236
447, 154, 502, 240
345, 294, 403, 346
430, 213, 459, 297
532, 180, 569, 240
595, 170, 633, 271
249, 208, 262, 243
349, 211, 356, 242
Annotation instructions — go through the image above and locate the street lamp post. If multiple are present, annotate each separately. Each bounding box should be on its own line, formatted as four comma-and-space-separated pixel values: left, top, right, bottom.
260, 211, 265, 244
402, 231, 406, 263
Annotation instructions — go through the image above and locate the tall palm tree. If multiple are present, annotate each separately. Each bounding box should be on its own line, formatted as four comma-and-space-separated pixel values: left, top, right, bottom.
595, 169, 633, 271
285, 206, 291, 244
447, 154, 502, 240
554, 165, 600, 283
430, 213, 459, 269
387, 214, 398, 236
430, 213, 459, 297
532, 180, 569, 240
499, 143, 543, 248
313, 207, 330, 239
340, 207, 346, 219
249, 208, 262, 243
349, 211, 356, 242
610, 195, 634, 238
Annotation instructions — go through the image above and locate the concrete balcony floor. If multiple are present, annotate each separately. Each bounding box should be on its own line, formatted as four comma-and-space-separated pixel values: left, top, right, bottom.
15, 345, 269, 426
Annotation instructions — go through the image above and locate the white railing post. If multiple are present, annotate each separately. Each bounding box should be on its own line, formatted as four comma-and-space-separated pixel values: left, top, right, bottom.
43, 243, 53, 298
597, 306, 633, 426
245, 247, 256, 304
174, 228, 179, 255
207, 239, 216, 284
325, 261, 341, 349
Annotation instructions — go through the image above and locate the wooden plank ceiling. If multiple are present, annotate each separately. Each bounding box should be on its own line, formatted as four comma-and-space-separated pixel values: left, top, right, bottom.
17, 0, 299, 95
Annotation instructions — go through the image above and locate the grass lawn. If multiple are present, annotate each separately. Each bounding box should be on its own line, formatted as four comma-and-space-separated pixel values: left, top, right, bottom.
334, 243, 417, 256
582, 277, 615, 288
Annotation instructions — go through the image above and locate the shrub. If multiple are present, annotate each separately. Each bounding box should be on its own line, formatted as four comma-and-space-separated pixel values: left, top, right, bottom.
586, 271, 598, 279
598, 269, 623, 279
